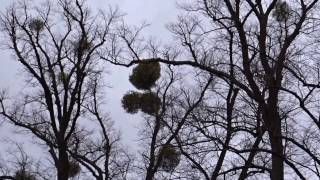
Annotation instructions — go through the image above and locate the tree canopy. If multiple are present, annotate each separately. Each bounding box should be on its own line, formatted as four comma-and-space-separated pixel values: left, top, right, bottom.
2, 0, 320, 180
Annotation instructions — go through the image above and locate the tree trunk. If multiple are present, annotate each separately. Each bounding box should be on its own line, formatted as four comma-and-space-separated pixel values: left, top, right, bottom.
145, 171, 155, 180
264, 93, 284, 180
269, 117, 284, 180
57, 144, 69, 180
145, 115, 162, 180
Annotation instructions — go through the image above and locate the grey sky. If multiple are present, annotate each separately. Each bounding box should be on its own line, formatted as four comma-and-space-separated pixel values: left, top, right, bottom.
0, 0, 178, 152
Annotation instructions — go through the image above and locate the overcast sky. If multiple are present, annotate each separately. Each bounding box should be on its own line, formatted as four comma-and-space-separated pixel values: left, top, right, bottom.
0, 0, 179, 153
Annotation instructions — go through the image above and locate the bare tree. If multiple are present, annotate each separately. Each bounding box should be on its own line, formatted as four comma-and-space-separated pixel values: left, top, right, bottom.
2, 0, 320, 179
0, 0, 131, 179
104, 0, 320, 179
0, 142, 51, 180
119, 43, 214, 179
68, 77, 134, 180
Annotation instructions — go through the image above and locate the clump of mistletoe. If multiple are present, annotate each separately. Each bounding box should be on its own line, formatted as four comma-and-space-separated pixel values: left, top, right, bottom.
272, 1, 291, 22
122, 61, 161, 115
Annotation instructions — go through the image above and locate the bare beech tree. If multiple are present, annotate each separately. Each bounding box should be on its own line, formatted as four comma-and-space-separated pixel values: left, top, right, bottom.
0, 0, 131, 180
